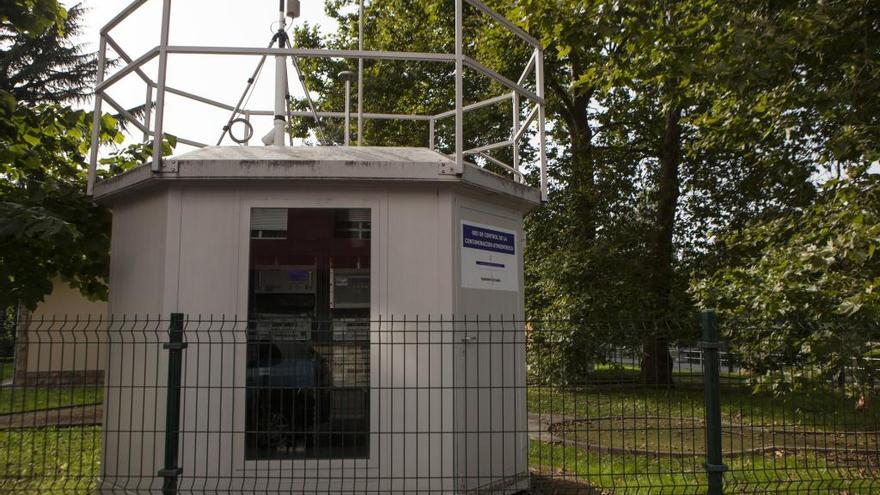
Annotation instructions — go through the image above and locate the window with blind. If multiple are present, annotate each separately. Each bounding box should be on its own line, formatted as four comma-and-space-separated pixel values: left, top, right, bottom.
250, 208, 288, 239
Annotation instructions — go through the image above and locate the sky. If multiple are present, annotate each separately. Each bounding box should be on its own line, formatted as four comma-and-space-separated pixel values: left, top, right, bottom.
70, 0, 338, 153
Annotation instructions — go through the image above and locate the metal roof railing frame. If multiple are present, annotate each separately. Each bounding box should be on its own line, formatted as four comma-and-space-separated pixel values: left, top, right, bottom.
86, 0, 548, 201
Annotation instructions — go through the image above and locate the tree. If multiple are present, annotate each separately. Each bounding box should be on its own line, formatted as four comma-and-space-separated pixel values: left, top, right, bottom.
0, 1, 164, 311
0, 3, 96, 105
515, 1, 664, 363
283, 0, 876, 388
0, 0, 66, 38
516, 0, 798, 382
690, 0, 880, 395
0, 93, 126, 310
692, 170, 880, 395
521, 0, 878, 384
288, 0, 525, 161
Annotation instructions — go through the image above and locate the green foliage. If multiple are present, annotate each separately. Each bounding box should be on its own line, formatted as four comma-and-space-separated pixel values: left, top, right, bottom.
0, 2, 176, 311
288, 0, 530, 177
521, 0, 879, 385
0, 94, 177, 310
0, 0, 66, 38
521, 0, 824, 317
0, 95, 123, 310
693, 171, 880, 394
285, 0, 878, 388
0, 3, 98, 105
0, 360, 11, 382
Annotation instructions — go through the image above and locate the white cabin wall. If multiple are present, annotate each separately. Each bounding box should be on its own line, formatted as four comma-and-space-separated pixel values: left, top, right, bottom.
379, 186, 456, 493
102, 189, 173, 492
99, 179, 530, 493
453, 193, 530, 493
107, 190, 170, 316
104, 183, 458, 492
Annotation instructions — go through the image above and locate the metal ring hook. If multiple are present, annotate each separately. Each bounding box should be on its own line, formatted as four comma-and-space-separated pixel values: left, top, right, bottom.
228, 118, 254, 144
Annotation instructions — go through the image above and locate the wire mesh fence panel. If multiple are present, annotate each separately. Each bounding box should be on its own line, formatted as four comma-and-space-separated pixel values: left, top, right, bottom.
0, 315, 106, 495
717, 318, 880, 495
527, 319, 710, 494
0, 314, 877, 494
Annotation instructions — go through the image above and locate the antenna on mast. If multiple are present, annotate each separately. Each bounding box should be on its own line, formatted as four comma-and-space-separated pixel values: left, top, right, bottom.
219, 0, 321, 147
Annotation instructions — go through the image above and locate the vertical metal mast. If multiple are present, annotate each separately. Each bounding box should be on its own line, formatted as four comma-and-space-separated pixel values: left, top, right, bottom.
454, 0, 464, 172
357, 0, 364, 145
272, 0, 289, 147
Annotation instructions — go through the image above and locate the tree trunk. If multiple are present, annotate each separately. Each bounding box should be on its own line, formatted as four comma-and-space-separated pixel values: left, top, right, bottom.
641, 104, 682, 385
640, 337, 674, 385
567, 57, 597, 244
570, 92, 596, 244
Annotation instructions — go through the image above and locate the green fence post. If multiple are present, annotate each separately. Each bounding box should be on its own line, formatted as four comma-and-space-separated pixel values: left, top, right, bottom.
160, 313, 186, 495
701, 310, 727, 495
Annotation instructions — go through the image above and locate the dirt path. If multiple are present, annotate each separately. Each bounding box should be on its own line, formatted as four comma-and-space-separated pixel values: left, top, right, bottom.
528, 413, 575, 444
529, 473, 608, 494
1, 409, 555, 434
0, 404, 103, 429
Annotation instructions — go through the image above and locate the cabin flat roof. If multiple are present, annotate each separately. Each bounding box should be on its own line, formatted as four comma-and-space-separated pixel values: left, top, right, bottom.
168, 145, 452, 163
93, 146, 541, 207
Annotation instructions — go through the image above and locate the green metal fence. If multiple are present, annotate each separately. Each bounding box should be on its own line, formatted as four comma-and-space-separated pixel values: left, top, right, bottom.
0, 313, 876, 493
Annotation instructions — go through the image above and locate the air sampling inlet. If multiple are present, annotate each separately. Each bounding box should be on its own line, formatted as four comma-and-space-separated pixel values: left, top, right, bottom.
286, 0, 300, 19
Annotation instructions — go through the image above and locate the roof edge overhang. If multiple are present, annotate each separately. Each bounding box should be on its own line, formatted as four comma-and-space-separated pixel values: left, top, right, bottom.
93, 146, 541, 210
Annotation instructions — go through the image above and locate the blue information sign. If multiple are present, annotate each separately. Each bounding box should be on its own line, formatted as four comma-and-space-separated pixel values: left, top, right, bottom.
462, 224, 516, 255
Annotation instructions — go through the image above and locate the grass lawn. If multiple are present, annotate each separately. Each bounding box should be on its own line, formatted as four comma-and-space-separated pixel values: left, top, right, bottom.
0, 384, 875, 493
0, 387, 103, 415
528, 385, 880, 429
528, 384, 880, 493
0, 427, 100, 494
530, 442, 880, 494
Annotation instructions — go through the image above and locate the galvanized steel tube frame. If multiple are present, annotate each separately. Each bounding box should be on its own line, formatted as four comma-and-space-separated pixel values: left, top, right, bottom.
87, 0, 548, 201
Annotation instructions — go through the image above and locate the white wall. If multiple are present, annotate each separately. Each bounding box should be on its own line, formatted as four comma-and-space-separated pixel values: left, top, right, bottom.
102, 189, 173, 490
452, 194, 530, 493
19, 278, 107, 377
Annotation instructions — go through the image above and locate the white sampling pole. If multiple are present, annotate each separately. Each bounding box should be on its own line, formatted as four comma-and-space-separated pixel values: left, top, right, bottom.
272, 0, 289, 146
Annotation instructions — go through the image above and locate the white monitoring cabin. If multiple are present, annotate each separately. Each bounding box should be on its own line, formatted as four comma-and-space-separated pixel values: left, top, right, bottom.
90, 1, 546, 493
